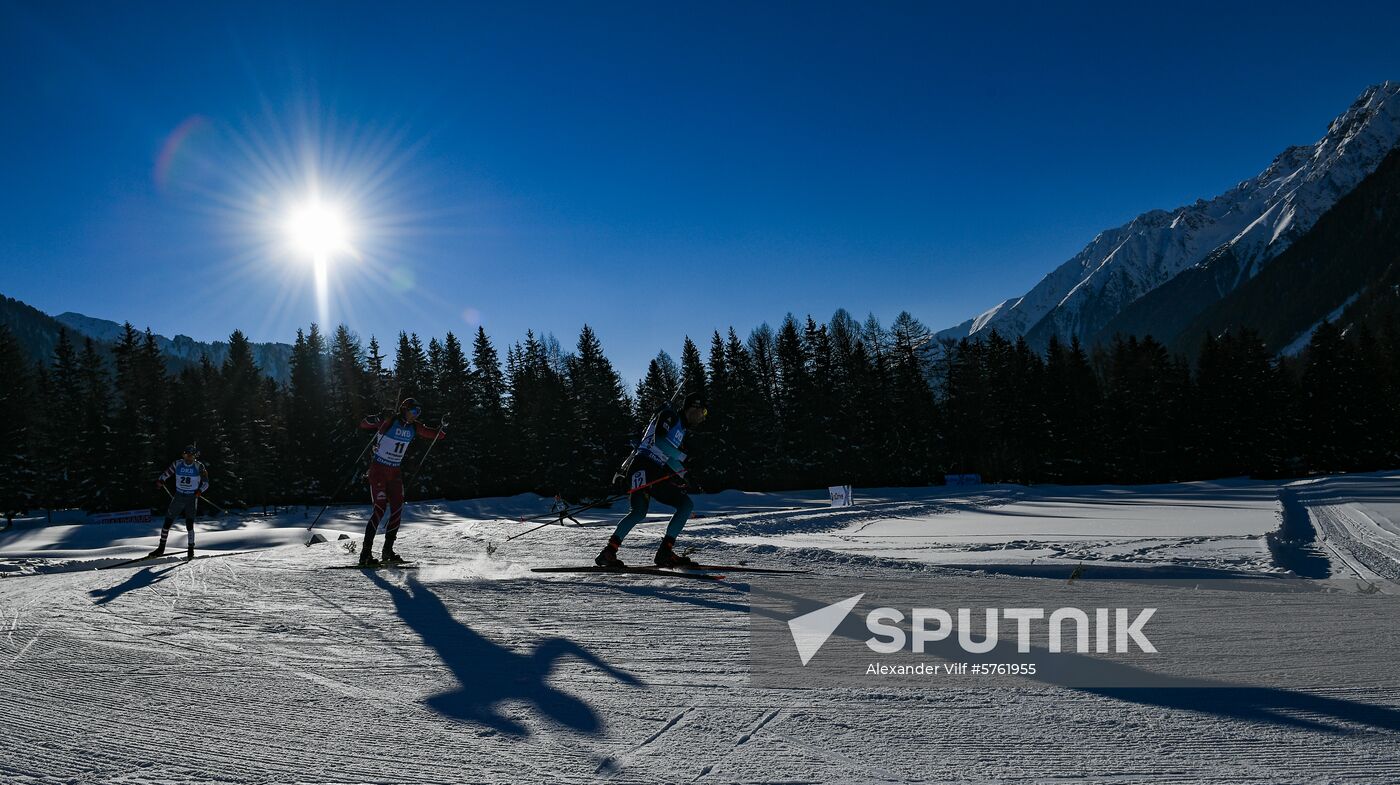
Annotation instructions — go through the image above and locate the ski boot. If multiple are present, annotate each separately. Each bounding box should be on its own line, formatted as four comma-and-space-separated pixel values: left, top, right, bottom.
186, 545, 195, 561
595, 536, 625, 569
381, 547, 407, 565
654, 536, 697, 568
357, 551, 379, 568
147, 545, 166, 558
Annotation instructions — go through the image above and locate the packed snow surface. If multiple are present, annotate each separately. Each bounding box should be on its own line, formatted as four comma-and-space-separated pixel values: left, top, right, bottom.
4, 477, 1400, 783
717, 480, 1283, 575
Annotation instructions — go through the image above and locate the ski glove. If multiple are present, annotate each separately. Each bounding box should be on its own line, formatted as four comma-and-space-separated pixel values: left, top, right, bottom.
365, 414, 382, 425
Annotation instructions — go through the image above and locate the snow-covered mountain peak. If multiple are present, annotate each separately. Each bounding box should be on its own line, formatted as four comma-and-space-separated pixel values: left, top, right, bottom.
937, 82, 1400, 347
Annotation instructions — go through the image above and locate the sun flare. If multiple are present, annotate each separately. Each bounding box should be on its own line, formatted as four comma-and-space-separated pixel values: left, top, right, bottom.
285, 201, 350, 258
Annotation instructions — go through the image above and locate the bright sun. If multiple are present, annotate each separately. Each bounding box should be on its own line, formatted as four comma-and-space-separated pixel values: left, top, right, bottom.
284, 198, 354, 328
285, 201, 350, 258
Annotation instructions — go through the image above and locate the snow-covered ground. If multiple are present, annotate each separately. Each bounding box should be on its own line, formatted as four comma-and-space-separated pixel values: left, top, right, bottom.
714, 480, 1284, 577
4, 477, 1400, 783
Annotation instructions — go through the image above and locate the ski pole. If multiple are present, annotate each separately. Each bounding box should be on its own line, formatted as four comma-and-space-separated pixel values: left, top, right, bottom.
503, 469, 680, 527
509, 493, 624, 526
162, 485, 222, 516
402, 413, 449, 498
500, 496, 623, 544
487, 496, 623, 552
306, 431, 379, 533
497, 472, 677, 546
197, 495, 226, 514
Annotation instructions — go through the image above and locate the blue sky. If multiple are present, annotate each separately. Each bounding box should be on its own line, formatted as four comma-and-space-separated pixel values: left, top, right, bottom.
3, 1, 1399, 384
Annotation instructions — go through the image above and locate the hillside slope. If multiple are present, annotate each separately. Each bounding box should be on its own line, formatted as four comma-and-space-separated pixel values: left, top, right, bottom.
938, 82, 1400, 350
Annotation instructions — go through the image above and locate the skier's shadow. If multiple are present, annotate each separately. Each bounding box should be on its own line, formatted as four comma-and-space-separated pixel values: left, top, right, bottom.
366, 572, 644, 737
88, 565, 178, 606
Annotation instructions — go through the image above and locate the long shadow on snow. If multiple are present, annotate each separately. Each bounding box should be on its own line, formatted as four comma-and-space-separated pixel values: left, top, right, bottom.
1082, 686, 1400, 733
88, 564, 178, 605
366, 571, 644, 737
761, 586, 1400, 735
603, 580, 1400, 735
1267, 488, 1331, 578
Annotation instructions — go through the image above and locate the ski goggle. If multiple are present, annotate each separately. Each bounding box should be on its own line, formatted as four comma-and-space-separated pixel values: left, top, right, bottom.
407, 407, 422, 417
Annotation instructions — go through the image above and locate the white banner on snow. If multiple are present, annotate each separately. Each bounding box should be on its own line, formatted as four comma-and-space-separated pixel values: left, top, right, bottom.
829, 485, 853, 508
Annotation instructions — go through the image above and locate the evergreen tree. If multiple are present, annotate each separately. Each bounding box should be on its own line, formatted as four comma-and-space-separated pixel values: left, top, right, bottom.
329, 326, 373, 423
288, 326, 334, 501
75, 338, 115, 510
41, 330, 83, 510
721, 327, 769, 488
425, 337, 445, 414
564, 325, 633, 498
0, 326, 35, 517
508, 331, 572, 495
430, 331, 475, 498
634, 351, 681, 423
1300, 321, 1363, 472
824, 310, 868, 484
774, 315, 813, 487
704, 332, 735, 488
395, 332, 430, 403
188, 355, 229, 505
803, 316, 839, 484
1042, 336, 1101, 483
470, 327, 510, 497
748, 323, 780, 420
1100, 336, 1189, 483
109, 324, 168, 509
861, 315, 902, 485
679, 337, 707, 399
215, 330, 268, 506
887, 311, 937, 484
366, 336, 394, 407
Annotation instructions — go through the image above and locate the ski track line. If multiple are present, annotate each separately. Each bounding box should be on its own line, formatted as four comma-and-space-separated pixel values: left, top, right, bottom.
691, 707, 786, 781
4, 584, 540, 778
1, 626, 46, 668
594, 705, 698, 777
1313, 503, 1400, 583
8, 506, 1400, 783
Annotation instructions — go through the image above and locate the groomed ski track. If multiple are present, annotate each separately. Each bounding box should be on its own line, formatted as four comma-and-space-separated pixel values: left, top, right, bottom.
3, 481, 1400, 784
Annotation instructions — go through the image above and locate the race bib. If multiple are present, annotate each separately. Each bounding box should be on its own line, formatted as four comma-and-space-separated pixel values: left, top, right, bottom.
174, 463, 202, 494
374, 424, 416, 467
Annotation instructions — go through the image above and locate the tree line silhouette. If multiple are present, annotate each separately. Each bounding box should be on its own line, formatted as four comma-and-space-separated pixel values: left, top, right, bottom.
0, 306, 1393, 515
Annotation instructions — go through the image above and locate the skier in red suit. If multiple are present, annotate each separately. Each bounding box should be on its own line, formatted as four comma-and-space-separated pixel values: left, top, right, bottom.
357, 397, 446, 566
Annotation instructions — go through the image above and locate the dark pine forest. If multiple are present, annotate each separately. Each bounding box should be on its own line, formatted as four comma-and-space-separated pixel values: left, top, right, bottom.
0, 303, 1396, 514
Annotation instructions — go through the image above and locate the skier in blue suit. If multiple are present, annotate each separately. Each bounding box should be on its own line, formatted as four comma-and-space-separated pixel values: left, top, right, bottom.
596, 392, 708, 568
